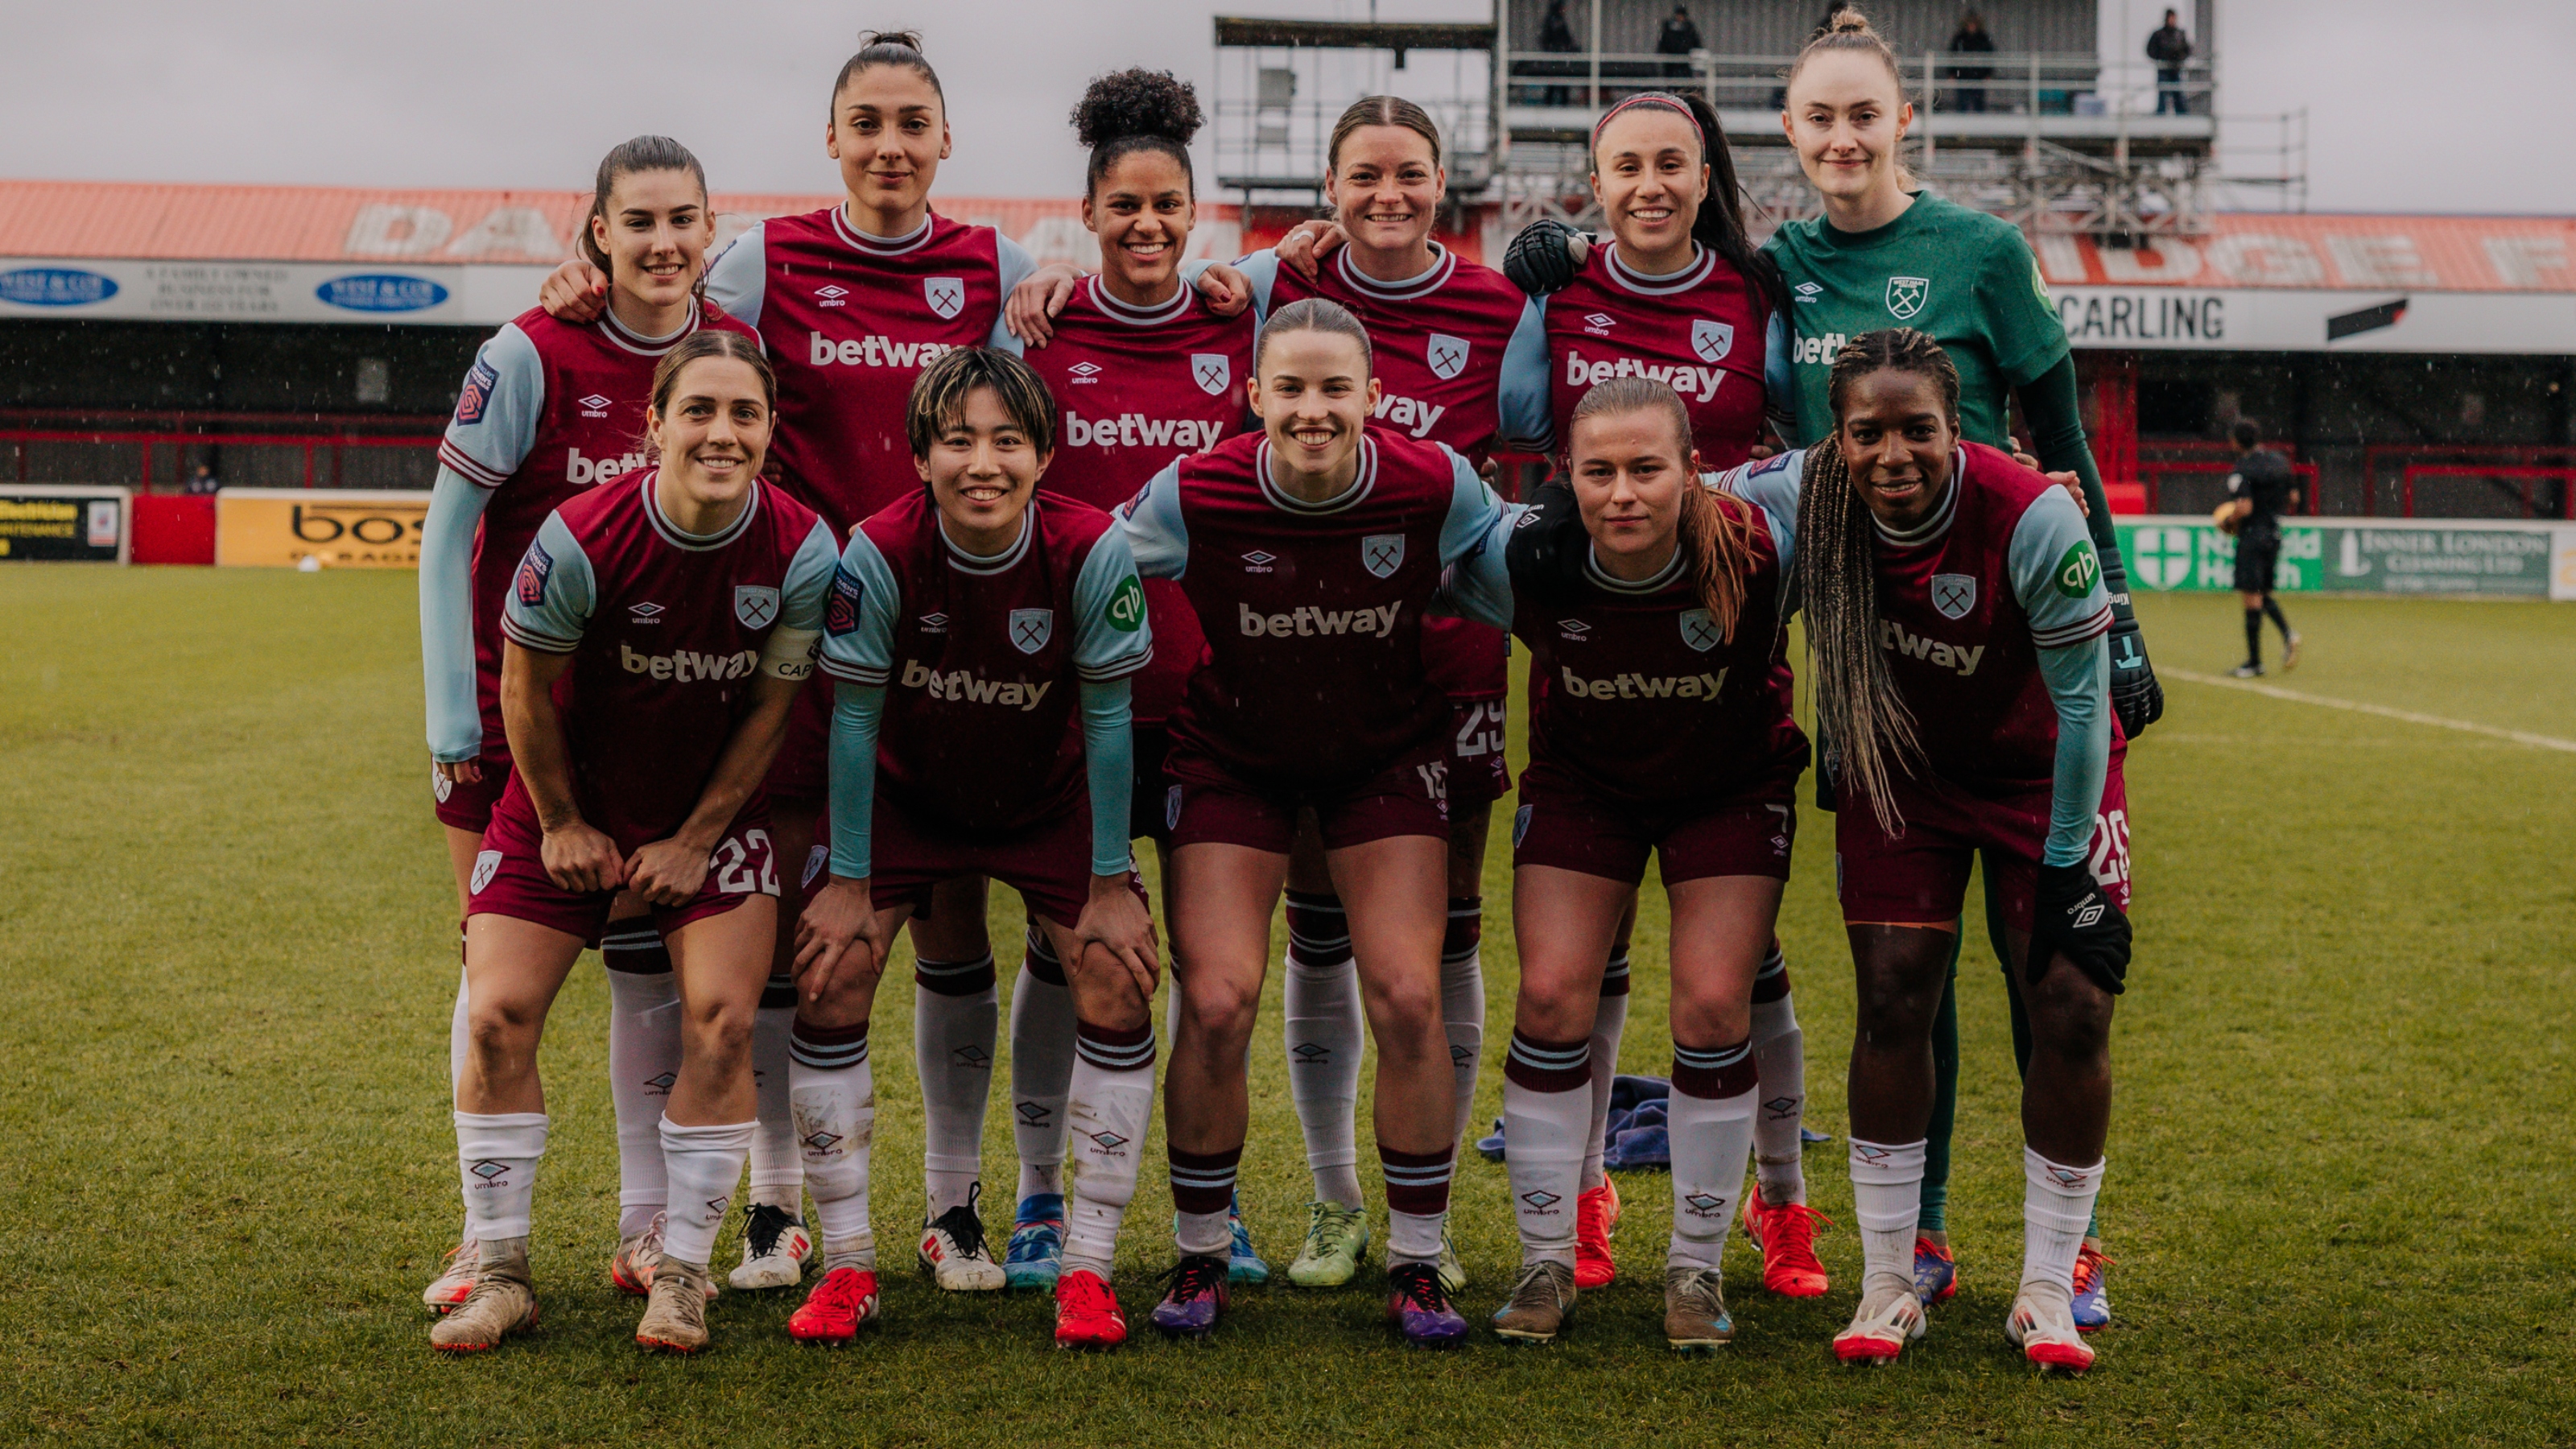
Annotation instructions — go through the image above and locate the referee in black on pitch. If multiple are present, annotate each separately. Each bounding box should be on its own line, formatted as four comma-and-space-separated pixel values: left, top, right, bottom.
2220, 420, 2302, 677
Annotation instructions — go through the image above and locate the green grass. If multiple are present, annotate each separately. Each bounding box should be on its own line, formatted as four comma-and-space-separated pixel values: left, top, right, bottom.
2, 570, 2571, 1447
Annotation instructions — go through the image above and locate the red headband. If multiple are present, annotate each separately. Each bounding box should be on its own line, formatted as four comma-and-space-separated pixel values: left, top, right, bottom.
1589, 93, 1705, 151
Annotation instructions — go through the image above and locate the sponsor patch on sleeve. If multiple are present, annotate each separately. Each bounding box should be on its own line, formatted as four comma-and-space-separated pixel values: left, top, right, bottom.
455, 358, 498, 425
2054, 539, 2102, 599
1104, 573, 1145, 633
824, 564, 864, 636
514, 539, 554, 607
1751, 452, 1794, 477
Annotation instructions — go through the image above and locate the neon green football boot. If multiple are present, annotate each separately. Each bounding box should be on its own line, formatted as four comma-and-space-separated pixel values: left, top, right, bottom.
1286, 1200, 1370, 1288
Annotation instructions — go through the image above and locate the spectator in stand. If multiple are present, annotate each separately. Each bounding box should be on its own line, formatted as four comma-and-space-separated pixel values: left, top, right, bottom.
1538, 0, 1578, 106
1656, 6, 1703, 80
2147, 9, 2192, 114
1947, 11, 1996, 113
184, 464, 220, 495
2219, 420, 2301, 676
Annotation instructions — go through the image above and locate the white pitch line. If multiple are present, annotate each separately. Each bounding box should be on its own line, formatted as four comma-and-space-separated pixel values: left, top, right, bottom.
2164, 668, 2576, 754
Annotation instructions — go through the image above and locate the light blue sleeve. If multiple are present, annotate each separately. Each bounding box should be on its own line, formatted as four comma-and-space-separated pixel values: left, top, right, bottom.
780, 521, 838, 630
1497, 297, 1554, 450
1763, 311, 1795, 424
759, 519, 839, 679
704, 221, 766, 332
2036, 636, 2112, 866
1080, 678, 1137, 876
1071, 526, 1154, 681
986, 233, 1035, 355
1115, 460, 1191, 580
816, 529, 902, 686
1717, 448, 1807, 622
1437, 448, 1515, 629
2009, 486, 2116, 865
1443, 501, 1522, 629
2008, 486, 2116, 650
827, 683, 886, 878
497, 512, 594, 654
1178, 248, 1278, 326
419, 469, 494, 762
437, 324, 544, 486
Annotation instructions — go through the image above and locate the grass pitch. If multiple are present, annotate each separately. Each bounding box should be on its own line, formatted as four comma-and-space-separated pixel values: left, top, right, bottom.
2, 568, 2571, 1447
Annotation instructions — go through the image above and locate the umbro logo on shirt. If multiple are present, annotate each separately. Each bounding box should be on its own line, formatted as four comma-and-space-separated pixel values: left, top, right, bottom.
1794, 282, 1823, 303
577, 393, 612, 417
1556, 618, 1591, 638
919, 613, 948, 634
629, 601, 664, 623
815, 284, 849, 307
1582, 311, 1616, 336
1068, 361, 1102, 384
1241, 551, 1275, 572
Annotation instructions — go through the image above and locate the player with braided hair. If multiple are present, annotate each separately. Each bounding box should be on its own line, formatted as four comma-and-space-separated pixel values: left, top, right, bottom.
1751, 329, 2129, 1372
1508, 7, 2147, 1320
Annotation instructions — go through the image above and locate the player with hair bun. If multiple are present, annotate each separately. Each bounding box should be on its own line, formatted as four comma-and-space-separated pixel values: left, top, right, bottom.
418, 134, 764, 1317
1496, 86, 1827, 1302
1488, 378, 1809, 1350
786, 346, 1159, 1348
997, 67, 1265, 1293
1767, 328, 2132, 1373
1117, 298, 1515, 1348
431, 332, 839, 1356
538, 30, 1073, 1293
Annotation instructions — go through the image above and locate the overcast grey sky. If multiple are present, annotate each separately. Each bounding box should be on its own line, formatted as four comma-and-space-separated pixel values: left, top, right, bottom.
4, 1, 2570, 216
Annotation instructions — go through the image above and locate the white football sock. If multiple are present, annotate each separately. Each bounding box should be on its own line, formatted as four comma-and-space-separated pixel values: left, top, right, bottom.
1439, 902, 1486, 1150
1284, 957, 1367, 1209
746, 972, 803, 1212
658, 1117, 755, 1269
454, 1111, 547, 1242
913, 954, 997, 1216
1501, 1030, 1591, 1267
2021, 1148, 2104, 1301
1062, 1022, 1156, 1279
1009, 931, 1077, 1203
791, 1021, 877, 1272
1749, 945, 1807, 1208
1666, 1038, 1757, 1272
448, 965, 471, 1244
603, 953, 679, 1236
1580, 957, 1631, 1191
1849, 1137, 1929, 1292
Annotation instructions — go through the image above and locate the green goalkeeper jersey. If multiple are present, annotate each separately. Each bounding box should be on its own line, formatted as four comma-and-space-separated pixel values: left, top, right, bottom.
1764, 188, 2070, 449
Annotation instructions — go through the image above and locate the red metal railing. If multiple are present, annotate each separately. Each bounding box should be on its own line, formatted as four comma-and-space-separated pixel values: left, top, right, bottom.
2398, 465, 2576, 520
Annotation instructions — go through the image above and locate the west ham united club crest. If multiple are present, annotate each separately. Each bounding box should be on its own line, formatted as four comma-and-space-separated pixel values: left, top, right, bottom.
1930, 572, 1976, 620
1191, 353, 1231, 397
1885, 275, 1930, 320
1426, 332, 1470, 381
1678, 607, 1722, 652
1690, 320, 1733, 363
923, 276, 964, 320
734, 584, 781, 629
1009, 607, 1054, 654
1361, 534, 1406, 579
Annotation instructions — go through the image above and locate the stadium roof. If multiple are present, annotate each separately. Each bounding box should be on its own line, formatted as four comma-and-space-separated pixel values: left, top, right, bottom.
0, 180, 2566, 293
